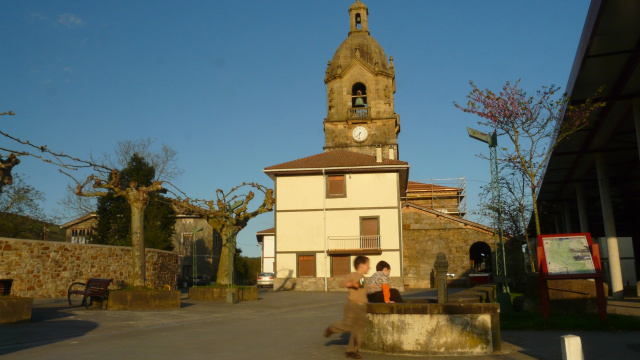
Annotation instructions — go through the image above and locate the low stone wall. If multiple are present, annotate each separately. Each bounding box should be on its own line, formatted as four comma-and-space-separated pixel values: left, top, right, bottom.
0, 297, 33, 324
108, 290, 181, 310
522, 274, 609, 314
363, 303, 500, 356
0, 238, 179, 298
274, 276, 404, 292
189, 286, 258, 301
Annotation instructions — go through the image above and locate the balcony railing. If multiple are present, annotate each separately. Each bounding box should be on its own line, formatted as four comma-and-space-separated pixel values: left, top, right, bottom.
348, 107, 369, 119
327, 235, 380, 252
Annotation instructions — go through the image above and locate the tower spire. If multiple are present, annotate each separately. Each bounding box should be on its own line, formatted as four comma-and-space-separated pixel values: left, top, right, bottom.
349, 0, 369, 35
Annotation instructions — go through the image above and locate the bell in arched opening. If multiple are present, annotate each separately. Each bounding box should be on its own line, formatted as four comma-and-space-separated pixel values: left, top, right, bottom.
352, 84, 367, 108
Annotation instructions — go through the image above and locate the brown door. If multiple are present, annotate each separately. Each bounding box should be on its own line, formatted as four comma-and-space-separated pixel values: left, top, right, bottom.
298, 255, 315, 277
361, 217, 379, 249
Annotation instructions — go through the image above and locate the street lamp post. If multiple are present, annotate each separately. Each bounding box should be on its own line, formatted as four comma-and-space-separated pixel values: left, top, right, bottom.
467, 127, 509, 293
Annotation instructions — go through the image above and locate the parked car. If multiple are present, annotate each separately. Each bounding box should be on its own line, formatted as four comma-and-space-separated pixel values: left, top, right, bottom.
183, 274, 210, 287
257, 272, 274, 287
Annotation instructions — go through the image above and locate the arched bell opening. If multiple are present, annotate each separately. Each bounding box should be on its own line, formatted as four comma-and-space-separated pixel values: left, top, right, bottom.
469, 241, 492, 273
355, 13, 362, 30
351, 83, 367, 108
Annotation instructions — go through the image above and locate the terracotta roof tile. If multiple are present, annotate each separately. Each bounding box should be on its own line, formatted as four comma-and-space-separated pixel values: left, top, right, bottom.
256, 227, 275, 235
407, 181, 461, 192
264, 150, 408, 171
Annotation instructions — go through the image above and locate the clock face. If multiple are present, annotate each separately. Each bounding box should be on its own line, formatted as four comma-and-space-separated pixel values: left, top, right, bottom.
352, 126, 368, 142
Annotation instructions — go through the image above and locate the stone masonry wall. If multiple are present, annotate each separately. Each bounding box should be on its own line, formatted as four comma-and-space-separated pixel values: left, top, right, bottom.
0, 238, 179, 298
274, 276, 404, 292
402, 208, 496, 289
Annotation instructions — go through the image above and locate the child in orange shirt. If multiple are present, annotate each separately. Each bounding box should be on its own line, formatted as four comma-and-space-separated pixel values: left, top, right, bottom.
366, 261, 403, 303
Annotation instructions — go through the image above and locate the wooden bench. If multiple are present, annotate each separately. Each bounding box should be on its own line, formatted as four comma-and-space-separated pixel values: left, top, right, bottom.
67, 278, 113, 309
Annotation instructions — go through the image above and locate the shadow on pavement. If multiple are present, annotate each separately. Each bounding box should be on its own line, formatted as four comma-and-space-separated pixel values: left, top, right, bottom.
324, 333, 349, 347
0, 305, 98, 356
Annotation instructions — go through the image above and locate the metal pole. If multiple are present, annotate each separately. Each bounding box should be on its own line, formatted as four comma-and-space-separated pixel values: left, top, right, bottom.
490, 132, 509, 293
192, 231, 197, 287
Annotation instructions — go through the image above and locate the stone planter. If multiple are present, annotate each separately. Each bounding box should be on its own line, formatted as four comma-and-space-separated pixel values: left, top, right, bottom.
189, 286, 258, 302
363, 303, 500, 356
0, 296, 33, 324
108, 290, 180, 310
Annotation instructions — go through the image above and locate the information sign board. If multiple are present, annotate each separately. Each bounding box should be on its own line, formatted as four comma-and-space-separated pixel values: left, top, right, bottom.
541, 235, 595, 275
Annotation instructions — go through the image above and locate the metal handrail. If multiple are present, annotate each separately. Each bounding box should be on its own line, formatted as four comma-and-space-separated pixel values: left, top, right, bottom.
327, 235, 380, 250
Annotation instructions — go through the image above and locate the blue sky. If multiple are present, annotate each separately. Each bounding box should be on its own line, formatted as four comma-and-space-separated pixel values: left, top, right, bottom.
1, 1, 591, 257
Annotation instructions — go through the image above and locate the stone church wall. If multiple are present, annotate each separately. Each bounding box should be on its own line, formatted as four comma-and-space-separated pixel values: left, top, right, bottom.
402, 208, 496, 289
0, 238, 179, 298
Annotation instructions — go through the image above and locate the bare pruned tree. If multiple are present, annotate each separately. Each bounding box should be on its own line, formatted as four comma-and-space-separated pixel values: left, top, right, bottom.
58, 138, 182, 219
2, 111, 106, 195
64, 169, 165, 287
173, 183, 275, 285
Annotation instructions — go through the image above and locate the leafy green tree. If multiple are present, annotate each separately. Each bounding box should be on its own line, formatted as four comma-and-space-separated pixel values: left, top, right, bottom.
92, 153, 175, 250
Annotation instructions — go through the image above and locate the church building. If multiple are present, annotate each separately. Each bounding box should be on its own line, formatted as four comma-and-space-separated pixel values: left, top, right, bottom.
263, 0, 498, 291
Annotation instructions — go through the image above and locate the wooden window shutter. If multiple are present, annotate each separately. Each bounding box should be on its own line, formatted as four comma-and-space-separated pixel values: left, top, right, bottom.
332, 255, 351, 276
298, 255, 315, 277
361, 218, 379, 236
327, 175, 345, 196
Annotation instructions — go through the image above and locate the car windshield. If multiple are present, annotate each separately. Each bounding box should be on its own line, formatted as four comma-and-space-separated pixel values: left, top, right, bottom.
259, 273, 274, 277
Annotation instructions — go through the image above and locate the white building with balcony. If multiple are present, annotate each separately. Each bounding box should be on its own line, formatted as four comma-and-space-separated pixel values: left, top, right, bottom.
263, 150, 408, 291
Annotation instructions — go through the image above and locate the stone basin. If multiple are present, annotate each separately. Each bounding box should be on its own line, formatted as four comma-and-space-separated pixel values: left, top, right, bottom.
362, 302, 500, 356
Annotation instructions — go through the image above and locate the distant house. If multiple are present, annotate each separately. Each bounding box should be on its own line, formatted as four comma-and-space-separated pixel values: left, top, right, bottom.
60, 213, 221, 280
256, 227, 275, 273
60, 212, 97, 244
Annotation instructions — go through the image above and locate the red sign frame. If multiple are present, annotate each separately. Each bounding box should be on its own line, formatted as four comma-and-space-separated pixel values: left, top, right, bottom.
537, 232, 606, 319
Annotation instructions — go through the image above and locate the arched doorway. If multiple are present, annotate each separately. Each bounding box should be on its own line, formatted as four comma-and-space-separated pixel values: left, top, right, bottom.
469, 241, 492, 273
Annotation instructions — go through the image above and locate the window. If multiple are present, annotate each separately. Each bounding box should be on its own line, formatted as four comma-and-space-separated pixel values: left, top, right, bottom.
183, 265, 192, 279
182, 233, 194, 254
298, 254, 315, 277
71, 228, 93, 244
332, 255, 351, 276
360, 217, 380, 249
327, 175, 346, 197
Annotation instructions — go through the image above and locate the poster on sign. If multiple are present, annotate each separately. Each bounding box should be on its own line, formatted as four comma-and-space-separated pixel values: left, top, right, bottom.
541, 235, 596, 275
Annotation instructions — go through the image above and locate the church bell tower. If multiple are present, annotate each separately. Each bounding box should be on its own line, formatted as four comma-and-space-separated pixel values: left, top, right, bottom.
323, 0, 400, 160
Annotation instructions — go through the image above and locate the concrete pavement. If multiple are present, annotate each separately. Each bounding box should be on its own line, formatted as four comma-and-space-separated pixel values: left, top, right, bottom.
1, 290, 639, 360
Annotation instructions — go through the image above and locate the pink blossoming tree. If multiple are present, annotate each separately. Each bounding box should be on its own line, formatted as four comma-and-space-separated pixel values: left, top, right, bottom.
455, 80, 604, 237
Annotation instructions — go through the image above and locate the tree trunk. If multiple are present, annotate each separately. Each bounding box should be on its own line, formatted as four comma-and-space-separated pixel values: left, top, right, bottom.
520, 207, 536, 272
130, 202, 146, 287
216, 228, 235, 285
531, 186, 542, 236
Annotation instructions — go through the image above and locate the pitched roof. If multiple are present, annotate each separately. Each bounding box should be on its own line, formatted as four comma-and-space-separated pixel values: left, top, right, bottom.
407, 181, 462, 193
256, 227, 275, 243
264, 150, 408, 172
402, 202, 495, 234
60, 212, 97, 229
256, 227, 275, 235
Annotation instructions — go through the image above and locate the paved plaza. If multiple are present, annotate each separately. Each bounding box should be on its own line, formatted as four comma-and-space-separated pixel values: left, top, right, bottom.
1, 290, 639, 360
